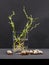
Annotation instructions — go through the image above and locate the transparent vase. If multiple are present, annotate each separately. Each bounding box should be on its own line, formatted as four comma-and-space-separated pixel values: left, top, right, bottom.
12, 32, 28, 53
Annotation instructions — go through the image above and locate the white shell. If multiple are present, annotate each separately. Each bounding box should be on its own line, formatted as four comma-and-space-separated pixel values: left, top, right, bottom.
30, 50, 33, 53
34, 49, 43, 54
21, 50, 26, 53
7, 50, 13, 54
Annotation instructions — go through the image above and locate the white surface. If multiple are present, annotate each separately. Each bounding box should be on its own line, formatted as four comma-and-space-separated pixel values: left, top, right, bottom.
0, 49, 49, 59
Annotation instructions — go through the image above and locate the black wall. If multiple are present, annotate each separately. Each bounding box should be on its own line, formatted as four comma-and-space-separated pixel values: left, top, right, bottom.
0, 0, 49, 48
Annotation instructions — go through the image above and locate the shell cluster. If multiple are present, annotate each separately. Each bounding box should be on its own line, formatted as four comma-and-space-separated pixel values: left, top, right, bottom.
20, 49, 43, 55
6, 49, 43, 55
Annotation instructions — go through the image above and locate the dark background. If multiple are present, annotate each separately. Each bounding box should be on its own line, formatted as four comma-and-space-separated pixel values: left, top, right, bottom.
0, 0, 49, 48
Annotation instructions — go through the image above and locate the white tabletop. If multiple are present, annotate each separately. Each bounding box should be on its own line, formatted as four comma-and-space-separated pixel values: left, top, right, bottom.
0, 49, 49, 59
